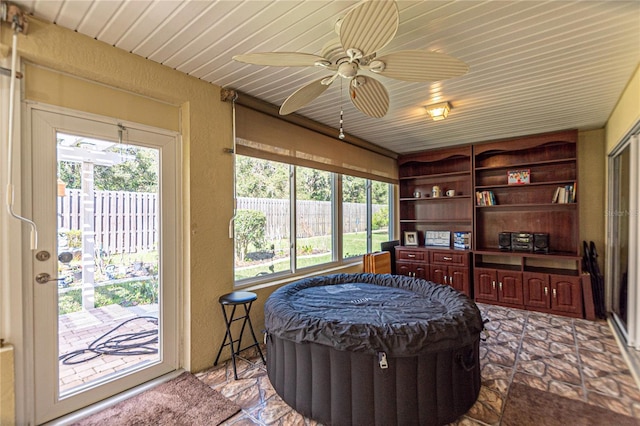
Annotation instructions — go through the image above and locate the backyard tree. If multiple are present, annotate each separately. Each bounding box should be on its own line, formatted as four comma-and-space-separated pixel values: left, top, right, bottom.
235, 210, 267, 261
58, 147, 158, 192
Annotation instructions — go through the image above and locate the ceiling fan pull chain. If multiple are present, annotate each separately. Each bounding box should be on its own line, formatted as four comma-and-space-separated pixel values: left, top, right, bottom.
339, 79, 345, 140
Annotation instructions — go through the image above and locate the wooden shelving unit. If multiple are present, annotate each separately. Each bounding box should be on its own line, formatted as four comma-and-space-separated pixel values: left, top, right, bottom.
395, 129, 587, 318
398, 146, 473, 238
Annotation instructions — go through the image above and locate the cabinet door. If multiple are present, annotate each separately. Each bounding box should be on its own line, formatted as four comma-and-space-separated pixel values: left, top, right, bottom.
396, 261, 414, 277
430, 265, 447, 285
523, 272, 550, 309
414, 264, 429, 280
498, 271, 523, 305
449, 266, 470, 295
474, 268, 498, 301
551, 275, 583, 316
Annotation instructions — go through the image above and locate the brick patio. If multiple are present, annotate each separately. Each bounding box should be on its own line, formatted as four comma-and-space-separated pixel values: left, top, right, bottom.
58, 304, 159, 394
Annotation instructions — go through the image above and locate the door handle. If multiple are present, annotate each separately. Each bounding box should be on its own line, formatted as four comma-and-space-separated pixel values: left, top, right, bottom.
35, 273, 64, 284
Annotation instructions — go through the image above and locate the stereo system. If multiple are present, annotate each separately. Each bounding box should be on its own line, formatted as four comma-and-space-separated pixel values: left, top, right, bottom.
498, 232, 549, 253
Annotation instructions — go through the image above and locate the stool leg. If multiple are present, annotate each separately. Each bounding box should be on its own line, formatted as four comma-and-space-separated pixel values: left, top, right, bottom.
243, 301, 266, 365
214, 304, 240, 379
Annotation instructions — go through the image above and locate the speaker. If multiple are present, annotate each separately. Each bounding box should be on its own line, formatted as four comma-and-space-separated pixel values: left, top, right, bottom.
498, 232, 511, 250
534, 233, 549, 253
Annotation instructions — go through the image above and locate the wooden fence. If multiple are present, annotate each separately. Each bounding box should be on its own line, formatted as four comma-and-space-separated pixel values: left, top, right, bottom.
238, 197, 386, 239
58, 189, 158, 255
58, 192, 385, 254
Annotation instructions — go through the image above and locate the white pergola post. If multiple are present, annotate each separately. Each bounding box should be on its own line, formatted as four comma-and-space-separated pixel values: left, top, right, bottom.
81, 161, 96, 310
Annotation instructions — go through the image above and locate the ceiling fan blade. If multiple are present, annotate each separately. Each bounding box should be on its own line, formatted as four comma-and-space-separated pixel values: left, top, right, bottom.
372, 50, 469, 82
339, 1, 399, 57
233, 52, 327, 67
279, 78, 332, 115
350, 76, 389, 118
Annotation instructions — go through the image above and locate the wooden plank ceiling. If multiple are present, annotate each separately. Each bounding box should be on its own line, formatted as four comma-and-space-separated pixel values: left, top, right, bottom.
14, 0, 640, 154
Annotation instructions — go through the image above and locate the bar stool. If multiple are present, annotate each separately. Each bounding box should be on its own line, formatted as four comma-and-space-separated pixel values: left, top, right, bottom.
213, 291, 266, 379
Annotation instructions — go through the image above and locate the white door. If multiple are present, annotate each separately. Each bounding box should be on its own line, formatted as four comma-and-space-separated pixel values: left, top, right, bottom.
28, 106, 180, 424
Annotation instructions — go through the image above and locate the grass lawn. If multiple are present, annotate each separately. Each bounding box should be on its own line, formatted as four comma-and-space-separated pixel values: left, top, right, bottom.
234, 231, 390, 280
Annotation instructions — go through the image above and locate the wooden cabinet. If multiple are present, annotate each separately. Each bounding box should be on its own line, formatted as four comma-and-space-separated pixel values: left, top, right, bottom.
395, 247, 429, 279
523, 272, 583, 317
397, 261, 428, 279
523, 272, 549, 309
397, 130, 586, 318
395, 247, 471, 296
474, 268, 523, 305
474, 268, 498, 301
429, 250, 471, 296
550, 275, 583, 316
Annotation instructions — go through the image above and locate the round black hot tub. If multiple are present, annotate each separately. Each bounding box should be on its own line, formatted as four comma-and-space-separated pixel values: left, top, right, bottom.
264, 273, 483, 426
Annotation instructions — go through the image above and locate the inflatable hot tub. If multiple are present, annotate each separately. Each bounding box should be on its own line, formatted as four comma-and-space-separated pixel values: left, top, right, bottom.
264, 273, 483, 426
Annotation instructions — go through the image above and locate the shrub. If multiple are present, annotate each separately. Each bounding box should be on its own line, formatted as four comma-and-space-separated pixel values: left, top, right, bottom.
372, 206, 389, 230
235, 210, 267, 261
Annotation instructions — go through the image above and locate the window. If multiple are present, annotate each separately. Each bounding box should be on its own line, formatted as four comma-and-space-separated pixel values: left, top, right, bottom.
234, 156, 291, 281
234, 155, 393, 284
342, 175, 391, 259
296, 166, 334, 268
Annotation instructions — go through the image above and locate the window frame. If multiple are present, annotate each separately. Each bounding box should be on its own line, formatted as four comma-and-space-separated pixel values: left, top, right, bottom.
234, 155, 394, 286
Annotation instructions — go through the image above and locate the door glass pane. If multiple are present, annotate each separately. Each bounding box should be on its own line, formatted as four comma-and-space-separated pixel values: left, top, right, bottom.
57, 133, 160, 396
343, 175, 368, 258
296, 166, 333, 268
234, 156, 291, 280
611, 144, 630, 329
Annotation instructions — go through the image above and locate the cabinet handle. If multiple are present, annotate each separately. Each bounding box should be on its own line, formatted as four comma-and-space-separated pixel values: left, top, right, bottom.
449, 276, 453, 285
553, 288, 557, 298
444, 276, 449, 284
443, 256, 452, 261
499, 282, 503, 291
492, 281, 496, 289
544, 287, 548, 296
407, 254, 416, 258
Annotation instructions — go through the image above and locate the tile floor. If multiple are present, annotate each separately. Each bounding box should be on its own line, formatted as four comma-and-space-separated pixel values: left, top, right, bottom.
196, 303, 640, 425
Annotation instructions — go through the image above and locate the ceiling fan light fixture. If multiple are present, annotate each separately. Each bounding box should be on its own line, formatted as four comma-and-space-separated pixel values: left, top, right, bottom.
425, 102, 451, 121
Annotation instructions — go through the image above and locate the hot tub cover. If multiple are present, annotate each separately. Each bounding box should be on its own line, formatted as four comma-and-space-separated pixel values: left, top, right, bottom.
264, 273, 483, 357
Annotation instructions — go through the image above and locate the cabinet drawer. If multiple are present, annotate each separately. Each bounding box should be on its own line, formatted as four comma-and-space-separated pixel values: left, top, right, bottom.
430, 251, 467, 266
397, 250, 426, 261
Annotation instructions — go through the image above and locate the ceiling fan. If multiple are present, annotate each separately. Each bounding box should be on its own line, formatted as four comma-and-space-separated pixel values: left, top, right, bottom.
233, 0, 468, 119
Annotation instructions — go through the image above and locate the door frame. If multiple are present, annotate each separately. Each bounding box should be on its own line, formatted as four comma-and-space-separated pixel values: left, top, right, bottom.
21, 102, 183, 424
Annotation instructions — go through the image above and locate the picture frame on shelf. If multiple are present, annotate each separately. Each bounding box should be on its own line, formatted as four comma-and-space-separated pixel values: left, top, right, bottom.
507, 169, 530, 185
404, 231, 418, 246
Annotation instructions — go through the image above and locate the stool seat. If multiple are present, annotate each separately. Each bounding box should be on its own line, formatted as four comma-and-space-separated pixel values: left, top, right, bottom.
214, 291, 265, 379
219, 291, 257, 305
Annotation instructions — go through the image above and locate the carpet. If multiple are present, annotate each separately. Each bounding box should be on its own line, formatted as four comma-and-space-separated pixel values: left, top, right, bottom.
502, 382, 640, 426
73, 372, 241, 426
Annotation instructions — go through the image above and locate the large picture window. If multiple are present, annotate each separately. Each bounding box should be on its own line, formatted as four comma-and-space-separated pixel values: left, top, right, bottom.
234, 155, 392, 284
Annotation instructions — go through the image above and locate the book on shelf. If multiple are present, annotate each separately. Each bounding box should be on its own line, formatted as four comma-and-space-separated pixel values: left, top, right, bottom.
476, 190, 497, 206
552, 182, 576, 203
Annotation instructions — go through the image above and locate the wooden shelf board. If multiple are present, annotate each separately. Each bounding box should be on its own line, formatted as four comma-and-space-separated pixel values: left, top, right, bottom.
474, 248, 580, 259
475, 203, 576, 209
401, 195, 471, 202
400, 219, 472, 224
524, 266, 580, 276
474, 157, 577, 171
399, 170, 471, 180
475, 181, 576, 189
